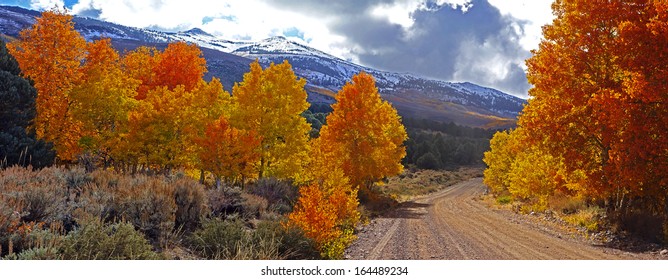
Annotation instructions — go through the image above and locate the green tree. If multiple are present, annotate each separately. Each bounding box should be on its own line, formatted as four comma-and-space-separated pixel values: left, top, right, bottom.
416, 152, 440, 170
0, 40, 55, 168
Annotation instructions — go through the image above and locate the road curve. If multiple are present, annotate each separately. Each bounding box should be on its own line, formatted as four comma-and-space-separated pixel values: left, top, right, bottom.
347, 178, 635, 260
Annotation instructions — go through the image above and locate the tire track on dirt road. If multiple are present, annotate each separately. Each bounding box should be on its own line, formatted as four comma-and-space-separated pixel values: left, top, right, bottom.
347, 178, 643, 260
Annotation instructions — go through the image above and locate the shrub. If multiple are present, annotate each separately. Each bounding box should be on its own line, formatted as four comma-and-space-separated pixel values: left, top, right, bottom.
3, 246, 61, 260
207, 187, 244, 218
564, 207, 602, 232
1, 224, 64, 260
0, 166, 73, 225
188, 218, 247, 259
0, 167, 72, 255
0, 224, 64, 259
18, 184, 61, 223
59, 218, 160, 260
496, 195, 512, 205
80, 171, 207, 243
253, 221, 319, 260
416, 152, 441, 170
172, 178, 207, 232
240, 193, 268, 220
189, 218, 319, 260
77, 175, 120, 221
246, 178, 299, 214
116, 178, 176, 244
548, 193, 586, 215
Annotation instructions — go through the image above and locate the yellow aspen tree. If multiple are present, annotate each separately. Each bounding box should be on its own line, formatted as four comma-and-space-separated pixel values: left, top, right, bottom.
230, 60, 311, 180
70, 38, 139, 165
122, 46, 159, 100
125, 86, 194, 172
483, 130, 518, 195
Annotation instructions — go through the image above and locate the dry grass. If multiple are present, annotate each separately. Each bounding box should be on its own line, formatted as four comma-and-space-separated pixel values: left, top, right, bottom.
382, 167, 484, 202
563, 207, 603, 232
0, 166, 320, 259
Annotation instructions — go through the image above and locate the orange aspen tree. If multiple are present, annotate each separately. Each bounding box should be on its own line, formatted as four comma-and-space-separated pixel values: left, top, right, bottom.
195, 116, 261, 185
8, 9, 86, 161
122, 46, 159, 100
152, 41, 207, 92
318, 72, 407, 189
522, 0, 668, 210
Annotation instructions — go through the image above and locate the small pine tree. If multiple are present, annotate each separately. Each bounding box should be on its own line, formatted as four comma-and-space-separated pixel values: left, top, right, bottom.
416, 152, 441, 170
0, 40, 54, 168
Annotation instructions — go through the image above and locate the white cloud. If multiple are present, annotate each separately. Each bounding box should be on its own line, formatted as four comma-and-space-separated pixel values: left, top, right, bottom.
70, 0, 350, 59
370, 0, 475, 29
62, 0, 553, 97
487, 0, 554, 51
72, 0, 225, 30
30, 0, 65, 10
68, 0, 553, 59
453, 33, 529, 97
371, 0, 423, 28
364, 0, 552, 53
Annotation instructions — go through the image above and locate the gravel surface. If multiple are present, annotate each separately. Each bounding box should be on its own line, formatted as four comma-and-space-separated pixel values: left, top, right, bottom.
346, 178, 665, 260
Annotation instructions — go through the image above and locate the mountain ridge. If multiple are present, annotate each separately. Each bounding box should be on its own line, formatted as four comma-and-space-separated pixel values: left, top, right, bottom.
0, 5, 524, 128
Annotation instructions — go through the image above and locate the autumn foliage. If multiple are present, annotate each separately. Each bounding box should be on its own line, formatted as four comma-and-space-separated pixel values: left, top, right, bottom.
153, 41, 207, 92
288, 183, 358, 259
5, 10, 409, 258
288, 73, 405, 258
230, 60, 311, 181
484, 0, 668, 238
318, 72, 407, 189
8, 9, 86, 161
196, 116, 261, 184
70, 38, 139, 164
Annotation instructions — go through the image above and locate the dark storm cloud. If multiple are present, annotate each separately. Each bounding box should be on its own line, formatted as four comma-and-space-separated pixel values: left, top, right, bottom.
76, 6, 102, 18
264, 0, 531, 97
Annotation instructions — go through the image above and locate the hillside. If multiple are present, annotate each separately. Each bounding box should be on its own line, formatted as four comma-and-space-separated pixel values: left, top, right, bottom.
0, 5, 525, 128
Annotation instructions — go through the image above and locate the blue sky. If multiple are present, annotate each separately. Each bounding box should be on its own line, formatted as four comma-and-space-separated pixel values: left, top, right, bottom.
3, 0, 76, 9
5, 0, 555, 98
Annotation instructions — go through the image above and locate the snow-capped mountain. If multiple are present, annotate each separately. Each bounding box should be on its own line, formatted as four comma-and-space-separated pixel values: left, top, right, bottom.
0, 5, 525, 128
166, 30, 525, 120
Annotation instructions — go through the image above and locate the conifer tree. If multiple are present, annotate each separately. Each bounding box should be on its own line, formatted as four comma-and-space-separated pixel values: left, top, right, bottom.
0, 40, 55, 168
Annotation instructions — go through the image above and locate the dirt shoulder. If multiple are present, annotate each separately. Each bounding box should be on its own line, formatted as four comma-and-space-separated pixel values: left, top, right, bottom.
346, 178, 667, 260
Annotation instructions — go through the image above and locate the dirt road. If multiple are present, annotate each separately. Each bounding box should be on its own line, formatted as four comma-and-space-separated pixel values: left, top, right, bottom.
346, 178, 645, 260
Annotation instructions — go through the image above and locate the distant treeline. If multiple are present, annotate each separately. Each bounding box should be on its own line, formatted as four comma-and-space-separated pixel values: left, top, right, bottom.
304, 104, 500, 170
402, 118, 496, 139
403, 118, 498, 170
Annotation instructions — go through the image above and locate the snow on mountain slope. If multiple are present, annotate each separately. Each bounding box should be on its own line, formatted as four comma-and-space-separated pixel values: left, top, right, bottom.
223, 35, 524, 117
0, 5, 525, 126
